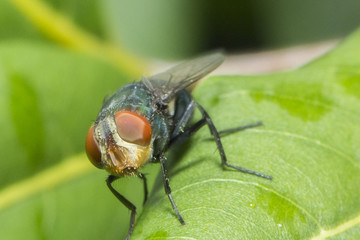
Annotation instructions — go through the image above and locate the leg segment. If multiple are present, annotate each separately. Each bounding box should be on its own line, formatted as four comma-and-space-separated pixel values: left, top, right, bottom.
138, 172, 148, 205
169, 117, 206, 148
168, 100, 207, 149
106, 175, 136, 240
218, 121, 263, 136
171, 101, 196, 138
159, 154, 185, 225
171, 119, 262, 147
194, 103, 272, 180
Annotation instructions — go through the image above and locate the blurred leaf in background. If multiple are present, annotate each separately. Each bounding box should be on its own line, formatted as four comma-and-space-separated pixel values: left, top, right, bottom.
45, 0, 107, 38
0, 1, 43, 40
2, 0, 360, 59
102, 0, 203, 59
251, 0, 360, 48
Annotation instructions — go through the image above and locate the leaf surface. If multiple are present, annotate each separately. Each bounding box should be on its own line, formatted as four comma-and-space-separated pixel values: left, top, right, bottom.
132, 31, 360, 239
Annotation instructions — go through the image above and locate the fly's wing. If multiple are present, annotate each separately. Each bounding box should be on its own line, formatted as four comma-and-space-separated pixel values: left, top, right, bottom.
142, 52, 225, 103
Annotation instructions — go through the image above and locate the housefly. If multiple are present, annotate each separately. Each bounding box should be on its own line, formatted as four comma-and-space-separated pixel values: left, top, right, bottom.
85, 52, 272, 240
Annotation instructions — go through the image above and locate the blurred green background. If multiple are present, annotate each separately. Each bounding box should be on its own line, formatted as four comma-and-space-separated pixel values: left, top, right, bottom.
1, 0, 360, 59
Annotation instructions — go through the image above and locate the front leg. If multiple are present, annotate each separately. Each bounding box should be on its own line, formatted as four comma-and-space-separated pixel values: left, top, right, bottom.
159, 154, 185, 225
106, 175, 137, 240
138, 172, 148, 205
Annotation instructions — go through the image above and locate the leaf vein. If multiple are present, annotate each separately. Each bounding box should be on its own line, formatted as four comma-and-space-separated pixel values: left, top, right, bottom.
148, 237, 197, 240
182, 207, 273, 238
251, 129, 360, 168
173, 178, 322, 228
311, 214, 360, 240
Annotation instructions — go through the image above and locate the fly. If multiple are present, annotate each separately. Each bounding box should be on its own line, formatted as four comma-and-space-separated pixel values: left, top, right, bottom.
85, 52, 272, 240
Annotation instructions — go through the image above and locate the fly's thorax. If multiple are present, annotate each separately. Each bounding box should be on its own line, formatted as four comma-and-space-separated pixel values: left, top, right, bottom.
99, 83, 155, 119
87, 111, 153, 177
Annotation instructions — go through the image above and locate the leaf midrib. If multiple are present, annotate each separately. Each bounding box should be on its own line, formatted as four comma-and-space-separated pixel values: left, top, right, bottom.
311, 214, 360, 240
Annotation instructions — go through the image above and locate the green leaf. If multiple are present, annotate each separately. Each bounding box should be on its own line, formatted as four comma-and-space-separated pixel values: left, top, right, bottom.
0, 0, 105, 41
44, 0, 107, 38
131, 31, 360, 238
0, 41, 148, 240
5, 0, 144, 78
0, 1, 43, 40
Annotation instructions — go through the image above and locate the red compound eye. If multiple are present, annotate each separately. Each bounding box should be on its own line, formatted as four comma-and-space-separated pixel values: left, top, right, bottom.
85, 125, 103, 169
114, 111, 152, 146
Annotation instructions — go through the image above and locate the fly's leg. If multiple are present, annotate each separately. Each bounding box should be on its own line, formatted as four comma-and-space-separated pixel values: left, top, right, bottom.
159, 154, 185, 225
169, 118, 206, 148
138, 172, 148, 205
171, 119, 262, 147
171, 101, 196, 139
218, 122, 263, 136
194, 102, 272, 180
168, 100, 271, 179
106, 175, 136, 240
168, 100, 206, 148
169, 101, 262, 147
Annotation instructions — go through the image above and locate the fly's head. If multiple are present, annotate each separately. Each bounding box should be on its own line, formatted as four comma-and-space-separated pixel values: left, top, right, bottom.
85, 111, 152, 176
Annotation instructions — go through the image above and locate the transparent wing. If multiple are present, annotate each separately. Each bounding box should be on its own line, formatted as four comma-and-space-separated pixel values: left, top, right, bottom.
142, 52, 225, 103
